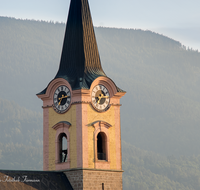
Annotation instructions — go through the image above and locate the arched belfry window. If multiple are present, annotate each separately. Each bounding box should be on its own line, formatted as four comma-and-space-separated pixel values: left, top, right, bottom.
59, 133, 68, 163
88, 120, 112, 165
97, 132, 107, 160
52, 121, 71, 170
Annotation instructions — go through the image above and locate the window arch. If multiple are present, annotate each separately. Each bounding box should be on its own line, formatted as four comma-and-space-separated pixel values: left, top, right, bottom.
52, 121, 71, 170
97, 132, 107, 160
90, 120, 112, 166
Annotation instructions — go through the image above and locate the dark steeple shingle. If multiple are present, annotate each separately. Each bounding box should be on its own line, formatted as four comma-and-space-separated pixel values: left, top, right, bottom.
54, 0, 106, 90
37, 0, 125, 96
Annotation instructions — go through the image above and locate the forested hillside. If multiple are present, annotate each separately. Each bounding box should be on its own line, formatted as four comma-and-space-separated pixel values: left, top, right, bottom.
1, 16, 200, 189
95, 27, 200, 156
123, 141, 200, 190
0, 98, 42, 170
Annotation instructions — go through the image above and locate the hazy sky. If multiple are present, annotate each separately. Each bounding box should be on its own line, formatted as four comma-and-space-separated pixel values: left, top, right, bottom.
1, 0, 200, 50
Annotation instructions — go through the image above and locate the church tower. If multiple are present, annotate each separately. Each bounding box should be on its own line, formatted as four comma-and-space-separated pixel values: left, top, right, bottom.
37, 0, 126, 189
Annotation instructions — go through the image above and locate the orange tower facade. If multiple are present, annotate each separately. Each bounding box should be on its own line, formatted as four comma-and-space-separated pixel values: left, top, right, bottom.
37, 0, 125, 189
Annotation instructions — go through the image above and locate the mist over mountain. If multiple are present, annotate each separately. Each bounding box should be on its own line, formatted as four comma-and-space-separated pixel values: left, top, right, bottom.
153, 27, 200, 51
0, 97, 42, 170
1, 16, 200, 189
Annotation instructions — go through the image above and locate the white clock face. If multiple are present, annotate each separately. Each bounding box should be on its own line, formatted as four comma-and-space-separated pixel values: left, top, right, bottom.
53, 85, 71, 113
91, 85, 110, 111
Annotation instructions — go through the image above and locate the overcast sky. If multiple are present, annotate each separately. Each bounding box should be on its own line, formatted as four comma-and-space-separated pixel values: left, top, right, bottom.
1, 0, 200, 50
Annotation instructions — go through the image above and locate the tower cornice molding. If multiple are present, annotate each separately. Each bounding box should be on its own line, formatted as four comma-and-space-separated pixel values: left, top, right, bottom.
37, 78, 72, 100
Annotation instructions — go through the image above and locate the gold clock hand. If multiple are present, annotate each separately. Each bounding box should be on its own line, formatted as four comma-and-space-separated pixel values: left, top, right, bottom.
58, 95, 64, 105
97, 94, 104, 104
58, 95, 69, 105
97, 98, 101, 104
58, 98, 63, 105
97, 94, 109, 104
58, 94, 65, 100
102, 95, 109, 99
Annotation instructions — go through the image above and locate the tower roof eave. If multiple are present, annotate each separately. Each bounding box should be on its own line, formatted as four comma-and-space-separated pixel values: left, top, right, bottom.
37, 0, 125, 95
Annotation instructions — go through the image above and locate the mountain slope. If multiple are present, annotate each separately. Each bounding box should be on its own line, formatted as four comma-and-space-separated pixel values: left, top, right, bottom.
95, 27, 200, 156
122, 141, 200, 190
0, 97, 42, 170
1, 16, 200, 189
1, 17, 200, 157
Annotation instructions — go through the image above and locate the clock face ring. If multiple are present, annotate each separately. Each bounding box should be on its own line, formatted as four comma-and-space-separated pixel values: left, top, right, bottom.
91, 85, 110, 112
53, 85, 71, 113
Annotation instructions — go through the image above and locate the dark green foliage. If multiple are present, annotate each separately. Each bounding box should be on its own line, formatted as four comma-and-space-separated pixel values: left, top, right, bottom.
0, 143, 42, 170
0, 17, 65, 111
1, 17, 200, 189
0, 98, 42, 170
0, 98, 42, 146
122, 141, 200, 190
94, 27, 200, 156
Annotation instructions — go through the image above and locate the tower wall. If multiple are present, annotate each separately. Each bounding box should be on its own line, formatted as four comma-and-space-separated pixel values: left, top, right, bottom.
43, 101, 122, 171
45, 105, 77, 170
37, 1, 125, 188
64, 169, 123, 190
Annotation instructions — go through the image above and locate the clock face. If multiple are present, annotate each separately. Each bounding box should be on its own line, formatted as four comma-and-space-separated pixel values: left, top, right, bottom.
91, 85, 110, 111
53, 85, 71, 113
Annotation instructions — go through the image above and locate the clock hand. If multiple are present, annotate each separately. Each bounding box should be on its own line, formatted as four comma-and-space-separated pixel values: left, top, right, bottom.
59, 96, 69, 99
58, 97, 63, 105
101, 95, 109, 99
97, 94, 102, 104
58, 95, 69, 105
58, 94, 64, 100
97, 94, 109, 104
97, 98, 101, 104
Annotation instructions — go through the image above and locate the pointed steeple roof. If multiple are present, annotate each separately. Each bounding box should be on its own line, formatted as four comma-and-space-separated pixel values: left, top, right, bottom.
37, 0, 125, 95
54, 0, 106, 90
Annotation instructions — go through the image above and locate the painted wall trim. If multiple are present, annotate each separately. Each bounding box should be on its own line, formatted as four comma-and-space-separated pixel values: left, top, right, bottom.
57, 168, 124, 172
52, 121, 71, 170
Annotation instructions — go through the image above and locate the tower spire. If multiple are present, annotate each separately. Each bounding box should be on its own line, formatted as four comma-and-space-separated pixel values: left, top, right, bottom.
37, 1, 125, 189
54, 0, 106, 90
